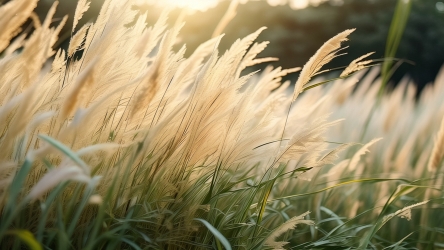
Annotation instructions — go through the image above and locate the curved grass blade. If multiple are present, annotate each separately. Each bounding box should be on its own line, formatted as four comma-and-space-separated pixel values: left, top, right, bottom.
0, 160, 32, 239
382, 232, 414, 250
269, 178, 410, 202
380, 0, 412, 95
194, 218, 232, 250
359, 184, 432, 249
38, 134, 90, 174
7, 230, 42, 250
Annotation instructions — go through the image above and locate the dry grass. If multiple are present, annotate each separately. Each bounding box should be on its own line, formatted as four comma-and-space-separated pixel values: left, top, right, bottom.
0, 0, 442, 249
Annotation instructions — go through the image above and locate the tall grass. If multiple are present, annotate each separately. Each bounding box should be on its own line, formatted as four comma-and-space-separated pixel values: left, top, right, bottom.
287, 67, 444, 248
0, 0, 442, 249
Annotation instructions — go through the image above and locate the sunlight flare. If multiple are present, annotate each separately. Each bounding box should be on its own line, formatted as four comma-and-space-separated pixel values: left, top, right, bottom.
140, 0, 220, 11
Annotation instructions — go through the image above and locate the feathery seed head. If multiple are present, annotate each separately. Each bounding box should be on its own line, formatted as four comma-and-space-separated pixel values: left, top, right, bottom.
340, 52, 375, 78
428, 116, 444, 172
293, 29, 355, 101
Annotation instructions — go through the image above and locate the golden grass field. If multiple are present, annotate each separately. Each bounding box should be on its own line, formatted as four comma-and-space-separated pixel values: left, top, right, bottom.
0, 0, 443, 249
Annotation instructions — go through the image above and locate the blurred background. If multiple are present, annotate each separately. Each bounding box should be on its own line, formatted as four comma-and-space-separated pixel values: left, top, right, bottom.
33, 0, 444, 92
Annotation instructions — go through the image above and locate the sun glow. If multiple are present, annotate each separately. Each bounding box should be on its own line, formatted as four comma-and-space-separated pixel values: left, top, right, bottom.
138, 0, 320, 11
140, 0, 220, 11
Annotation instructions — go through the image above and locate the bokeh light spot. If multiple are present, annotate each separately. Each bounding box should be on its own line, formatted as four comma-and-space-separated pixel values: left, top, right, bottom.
290, 0, 310, 9
437, 2, 444, 12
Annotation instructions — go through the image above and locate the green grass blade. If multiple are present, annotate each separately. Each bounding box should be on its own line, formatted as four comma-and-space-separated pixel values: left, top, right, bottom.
359, 184, 432, 249
380, 0, 412, 95
6, 230, 42, 250
121, 237, 142, 250
36, 182, 69, 242
67, 177, 101, 237
38, 134, 90, 174
383, 232, 414, 250
0, 159, 33, 239
269, 178, 409, 202
194, 218, 232, 250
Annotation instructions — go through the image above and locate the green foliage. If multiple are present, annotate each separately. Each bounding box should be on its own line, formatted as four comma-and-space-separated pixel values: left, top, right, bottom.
381, 0, 412, 95
0, 0, 443, 249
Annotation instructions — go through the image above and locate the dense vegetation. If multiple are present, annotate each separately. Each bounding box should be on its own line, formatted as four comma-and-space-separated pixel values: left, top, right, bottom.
0, 0, 443, 249
33, 0, 444, 90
